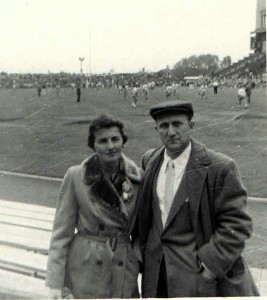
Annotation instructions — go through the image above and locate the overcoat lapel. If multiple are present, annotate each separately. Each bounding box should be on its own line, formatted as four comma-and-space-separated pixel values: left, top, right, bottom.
187, 139, 210, 228
138, 148, 164, 244
144, 150, 164, 222
152, 167, 164, 233
163, 172, 188, 231
187, 162, 208, 228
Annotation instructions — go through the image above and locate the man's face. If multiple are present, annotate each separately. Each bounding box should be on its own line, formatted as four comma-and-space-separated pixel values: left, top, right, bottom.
155, 113, 193, 158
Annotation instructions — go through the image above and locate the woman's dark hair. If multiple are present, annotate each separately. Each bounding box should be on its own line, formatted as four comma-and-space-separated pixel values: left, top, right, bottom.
88, 114, 128, 149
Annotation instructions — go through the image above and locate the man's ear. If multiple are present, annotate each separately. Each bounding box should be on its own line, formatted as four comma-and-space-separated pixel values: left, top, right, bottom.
154, 124, 158, 132
189, 121, 195, 129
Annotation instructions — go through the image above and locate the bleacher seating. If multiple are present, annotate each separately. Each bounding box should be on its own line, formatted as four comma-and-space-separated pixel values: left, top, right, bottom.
216, 52, 266, 79
0, 199, 53, 298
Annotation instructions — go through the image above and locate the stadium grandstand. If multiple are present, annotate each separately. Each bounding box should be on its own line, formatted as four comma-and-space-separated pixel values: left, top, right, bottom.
216, 0, 266, 80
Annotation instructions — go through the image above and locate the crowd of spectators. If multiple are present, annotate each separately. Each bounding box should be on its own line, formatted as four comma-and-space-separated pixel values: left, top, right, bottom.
0, 71, 173, 90
0, 69, 265, 90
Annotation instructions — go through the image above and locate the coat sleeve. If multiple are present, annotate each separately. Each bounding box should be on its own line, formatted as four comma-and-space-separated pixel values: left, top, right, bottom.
46, 167, 78, 288
141, 149, 154, 170
197, 159, 252, 278
141, 147, 162, 170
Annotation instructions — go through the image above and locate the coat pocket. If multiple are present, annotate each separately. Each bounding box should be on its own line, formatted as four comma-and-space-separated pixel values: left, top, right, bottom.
66, 237, 105, 298
67, 234, 92, 269
197, 273, 217, 297
217, 258, 260, 296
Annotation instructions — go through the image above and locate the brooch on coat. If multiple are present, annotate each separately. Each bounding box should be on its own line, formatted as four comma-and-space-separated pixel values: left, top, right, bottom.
122, 180, 133, 202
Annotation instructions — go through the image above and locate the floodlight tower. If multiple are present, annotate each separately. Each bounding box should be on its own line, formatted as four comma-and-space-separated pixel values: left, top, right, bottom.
89, 25, 92, 75
79, 57, 85, 75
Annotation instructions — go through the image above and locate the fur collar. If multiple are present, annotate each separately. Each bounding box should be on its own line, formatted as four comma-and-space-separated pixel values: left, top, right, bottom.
81, 153, 142, 185
80, 153, 143, 212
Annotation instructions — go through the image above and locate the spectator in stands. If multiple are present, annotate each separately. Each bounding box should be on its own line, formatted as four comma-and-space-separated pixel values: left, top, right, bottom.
46, 114, 143, 299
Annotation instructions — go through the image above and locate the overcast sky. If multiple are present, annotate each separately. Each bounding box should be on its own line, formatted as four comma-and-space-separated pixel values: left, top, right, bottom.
0, 0, 257, 74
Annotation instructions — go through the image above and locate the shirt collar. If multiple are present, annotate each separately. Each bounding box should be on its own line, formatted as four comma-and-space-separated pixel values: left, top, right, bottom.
163, 142, 192, 172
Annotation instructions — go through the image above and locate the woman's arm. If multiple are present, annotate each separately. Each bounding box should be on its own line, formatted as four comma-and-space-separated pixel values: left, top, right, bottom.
46, 167, 78, 289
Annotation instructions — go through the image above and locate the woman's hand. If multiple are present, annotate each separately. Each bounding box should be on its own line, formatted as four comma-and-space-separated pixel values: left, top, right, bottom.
48, 288, 63, 299
62, 287, 75, 299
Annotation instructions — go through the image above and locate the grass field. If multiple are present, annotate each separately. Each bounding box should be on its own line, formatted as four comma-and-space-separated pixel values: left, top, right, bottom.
0, 85, 266, 197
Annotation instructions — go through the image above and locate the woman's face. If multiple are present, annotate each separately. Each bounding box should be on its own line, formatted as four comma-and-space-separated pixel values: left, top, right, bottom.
94, 126, 124, 164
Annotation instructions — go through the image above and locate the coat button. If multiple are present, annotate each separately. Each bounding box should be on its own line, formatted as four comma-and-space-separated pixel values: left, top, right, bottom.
118, 261, 124, 267
96, 261, 103, 266
157, 258, 161, 264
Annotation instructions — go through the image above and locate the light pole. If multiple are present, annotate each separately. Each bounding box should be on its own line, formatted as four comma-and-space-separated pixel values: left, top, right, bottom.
79, 57, 85, 75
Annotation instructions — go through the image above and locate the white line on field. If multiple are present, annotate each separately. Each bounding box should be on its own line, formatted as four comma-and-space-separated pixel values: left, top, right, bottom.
0, 170, 62, 182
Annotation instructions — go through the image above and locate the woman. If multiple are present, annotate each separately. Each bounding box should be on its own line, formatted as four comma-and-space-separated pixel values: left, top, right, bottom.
46, 114, 143, 299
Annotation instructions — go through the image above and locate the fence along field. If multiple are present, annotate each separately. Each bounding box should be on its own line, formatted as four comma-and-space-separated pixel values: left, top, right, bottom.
0, 85, 266, 197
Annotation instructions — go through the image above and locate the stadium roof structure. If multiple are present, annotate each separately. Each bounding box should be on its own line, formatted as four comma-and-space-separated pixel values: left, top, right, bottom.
251, 28, 266, 34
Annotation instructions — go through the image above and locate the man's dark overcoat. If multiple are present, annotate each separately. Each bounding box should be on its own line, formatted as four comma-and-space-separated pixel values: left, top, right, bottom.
139, 138, 259, 297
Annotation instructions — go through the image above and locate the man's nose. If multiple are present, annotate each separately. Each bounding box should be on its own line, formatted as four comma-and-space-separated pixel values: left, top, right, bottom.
167, 125, 176, 135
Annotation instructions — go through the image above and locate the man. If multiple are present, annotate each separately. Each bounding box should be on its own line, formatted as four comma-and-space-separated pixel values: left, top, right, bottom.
131, 86, 138, 108
143, 83, 149, 100
76, 85, 81, 103
238, 84, 248, 109
37, 84, 42, 96
213, 80, 219, 94
171, 82, 178, 98
165, 85, 172, 100
138, 100, 259, 297
122, 84, 128, 101
245, 82, 252, 104
55, 83, 60, 97
199, 84, 208, 102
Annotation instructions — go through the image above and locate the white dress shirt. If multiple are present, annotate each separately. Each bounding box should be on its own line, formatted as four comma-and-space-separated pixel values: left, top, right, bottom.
157, 142, 191, 224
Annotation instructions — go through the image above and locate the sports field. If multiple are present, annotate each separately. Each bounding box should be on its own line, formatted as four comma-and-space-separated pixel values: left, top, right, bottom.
0, 85, 266, 197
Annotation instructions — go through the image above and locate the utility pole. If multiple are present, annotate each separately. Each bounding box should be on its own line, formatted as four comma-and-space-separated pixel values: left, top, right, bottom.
79, 57, 85, 75
89, 25, 92, 75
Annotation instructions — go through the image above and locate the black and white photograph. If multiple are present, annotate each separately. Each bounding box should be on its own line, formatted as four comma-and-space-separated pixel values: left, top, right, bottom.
0, 0, 266, 298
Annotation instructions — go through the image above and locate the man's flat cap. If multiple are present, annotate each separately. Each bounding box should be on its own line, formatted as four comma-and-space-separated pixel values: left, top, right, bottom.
150, 100, 194, 119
